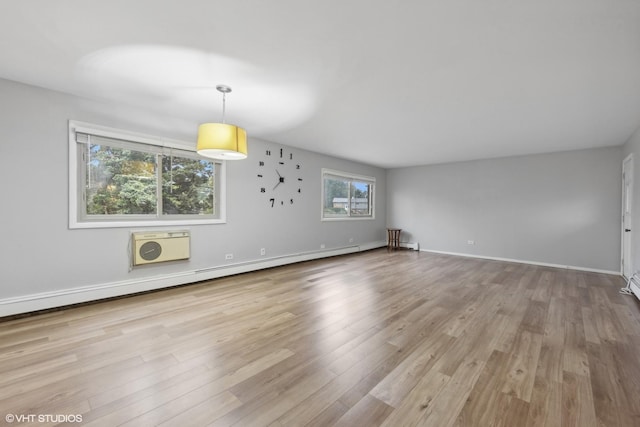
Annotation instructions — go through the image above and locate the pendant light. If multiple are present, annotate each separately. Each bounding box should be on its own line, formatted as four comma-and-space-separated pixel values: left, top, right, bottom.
197, 85, 248, 160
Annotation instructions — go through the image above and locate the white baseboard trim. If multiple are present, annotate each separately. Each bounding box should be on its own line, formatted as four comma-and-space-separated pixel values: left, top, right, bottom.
420, 249, 620, 276
0, 241, 387, 317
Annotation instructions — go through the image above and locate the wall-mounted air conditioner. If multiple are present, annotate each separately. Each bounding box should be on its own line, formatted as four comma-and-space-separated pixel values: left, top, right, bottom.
132, 231, 190, 266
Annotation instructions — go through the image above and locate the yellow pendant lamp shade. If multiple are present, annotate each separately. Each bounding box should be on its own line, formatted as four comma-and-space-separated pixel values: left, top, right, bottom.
197, 85, 248, 160
197, 123, 247, 160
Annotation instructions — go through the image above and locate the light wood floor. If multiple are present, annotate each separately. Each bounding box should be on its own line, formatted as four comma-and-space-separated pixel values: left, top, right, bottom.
1, 249, 640, 426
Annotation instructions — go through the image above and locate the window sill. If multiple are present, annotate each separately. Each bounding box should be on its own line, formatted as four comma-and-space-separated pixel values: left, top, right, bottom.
69, 218, 226, 229
321, 216, 375, 222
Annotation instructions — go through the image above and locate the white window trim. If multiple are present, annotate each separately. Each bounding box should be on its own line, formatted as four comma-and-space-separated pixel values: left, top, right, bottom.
321, 168, 375, 221
68, 120, 227, 229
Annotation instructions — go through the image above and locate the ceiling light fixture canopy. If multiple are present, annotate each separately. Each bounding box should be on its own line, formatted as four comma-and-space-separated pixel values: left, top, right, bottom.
197, 85, 247, 160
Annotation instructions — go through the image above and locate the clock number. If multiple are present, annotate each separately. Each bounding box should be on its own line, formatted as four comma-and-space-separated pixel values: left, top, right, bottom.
290, 153, 293, 160
298, 188, 301, 193
260, 187, 265, 193
269, 198, 275, 207
280, 148, 283, 158
259, 161, 264, 166
279, 161, 284, 165
290, 199, 294, 204
298, 178, 303, 182
257, 174, 263, 178
266, 150, 271, 156
296, 164, 300, 169
281, 200, 284, 205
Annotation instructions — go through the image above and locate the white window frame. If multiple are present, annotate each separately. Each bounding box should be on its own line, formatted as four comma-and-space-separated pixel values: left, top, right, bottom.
321, 168, 375, 221
68, 120, 226, 229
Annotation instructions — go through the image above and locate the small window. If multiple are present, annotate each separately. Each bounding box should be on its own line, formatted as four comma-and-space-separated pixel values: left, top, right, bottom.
322, 169, 375, 220
69, 121, 225, 228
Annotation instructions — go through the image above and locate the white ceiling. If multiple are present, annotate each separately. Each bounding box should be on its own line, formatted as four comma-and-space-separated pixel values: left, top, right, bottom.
1, 0, 639, 168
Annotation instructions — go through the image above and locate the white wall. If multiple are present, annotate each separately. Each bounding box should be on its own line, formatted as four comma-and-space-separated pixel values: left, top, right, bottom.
0, 78, 386, 315
387, 147, 623, 272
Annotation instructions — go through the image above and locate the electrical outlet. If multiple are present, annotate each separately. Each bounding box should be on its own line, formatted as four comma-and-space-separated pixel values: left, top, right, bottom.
260, 248, 266, 256
225, 253, 234, 260
467, 240, 475, 245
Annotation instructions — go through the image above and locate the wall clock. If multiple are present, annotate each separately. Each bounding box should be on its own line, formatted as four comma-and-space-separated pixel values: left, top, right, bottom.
257, 147, 303, 207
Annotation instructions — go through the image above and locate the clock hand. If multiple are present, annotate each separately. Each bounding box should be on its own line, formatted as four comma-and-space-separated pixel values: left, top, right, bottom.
275, 169, 285, 188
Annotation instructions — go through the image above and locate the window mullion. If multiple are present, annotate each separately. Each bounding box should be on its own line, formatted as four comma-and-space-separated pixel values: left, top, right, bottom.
156, 153, 163, 218
81, 141, 88, 219
347, 179, 352, 217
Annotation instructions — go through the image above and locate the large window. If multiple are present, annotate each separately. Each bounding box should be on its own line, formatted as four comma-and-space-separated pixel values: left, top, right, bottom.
322, 169, 375, 220
69, 121, 225, 228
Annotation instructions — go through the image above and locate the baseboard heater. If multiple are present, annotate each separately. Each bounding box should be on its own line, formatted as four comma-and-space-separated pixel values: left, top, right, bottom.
132, 231, 190, 266
400, 242, 420, 251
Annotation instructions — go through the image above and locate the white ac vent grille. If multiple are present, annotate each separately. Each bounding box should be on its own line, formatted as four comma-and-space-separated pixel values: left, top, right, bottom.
132, 231, 190, 266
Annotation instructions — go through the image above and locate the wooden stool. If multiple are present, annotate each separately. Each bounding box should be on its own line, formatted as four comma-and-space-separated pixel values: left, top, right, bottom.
387, 228, 401, 249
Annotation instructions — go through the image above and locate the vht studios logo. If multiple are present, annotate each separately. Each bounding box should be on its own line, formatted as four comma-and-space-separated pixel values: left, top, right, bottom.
5, 414, 83, 423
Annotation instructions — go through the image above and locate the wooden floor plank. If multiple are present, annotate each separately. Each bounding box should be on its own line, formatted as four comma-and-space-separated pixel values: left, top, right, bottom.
562, 371, 598, 427
500, 329, 543, 402
454, 349, 512, 426
333, 394, 394, 427
369, 332, 456, 407
526, 377, 562, 427
377, 366, 451, 427
413, 357, 486, 427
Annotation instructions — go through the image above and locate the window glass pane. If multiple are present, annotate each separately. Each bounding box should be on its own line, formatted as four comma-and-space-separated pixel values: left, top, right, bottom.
321, 169, 375, 220
86, 143, 157, 215
323, 177, 349, 217
350, 181, 371, 216
162, 154, 215, 215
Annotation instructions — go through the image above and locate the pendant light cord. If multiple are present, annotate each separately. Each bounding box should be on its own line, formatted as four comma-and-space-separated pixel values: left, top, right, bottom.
221, 92, 226, 124
216, 84, 232, 125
